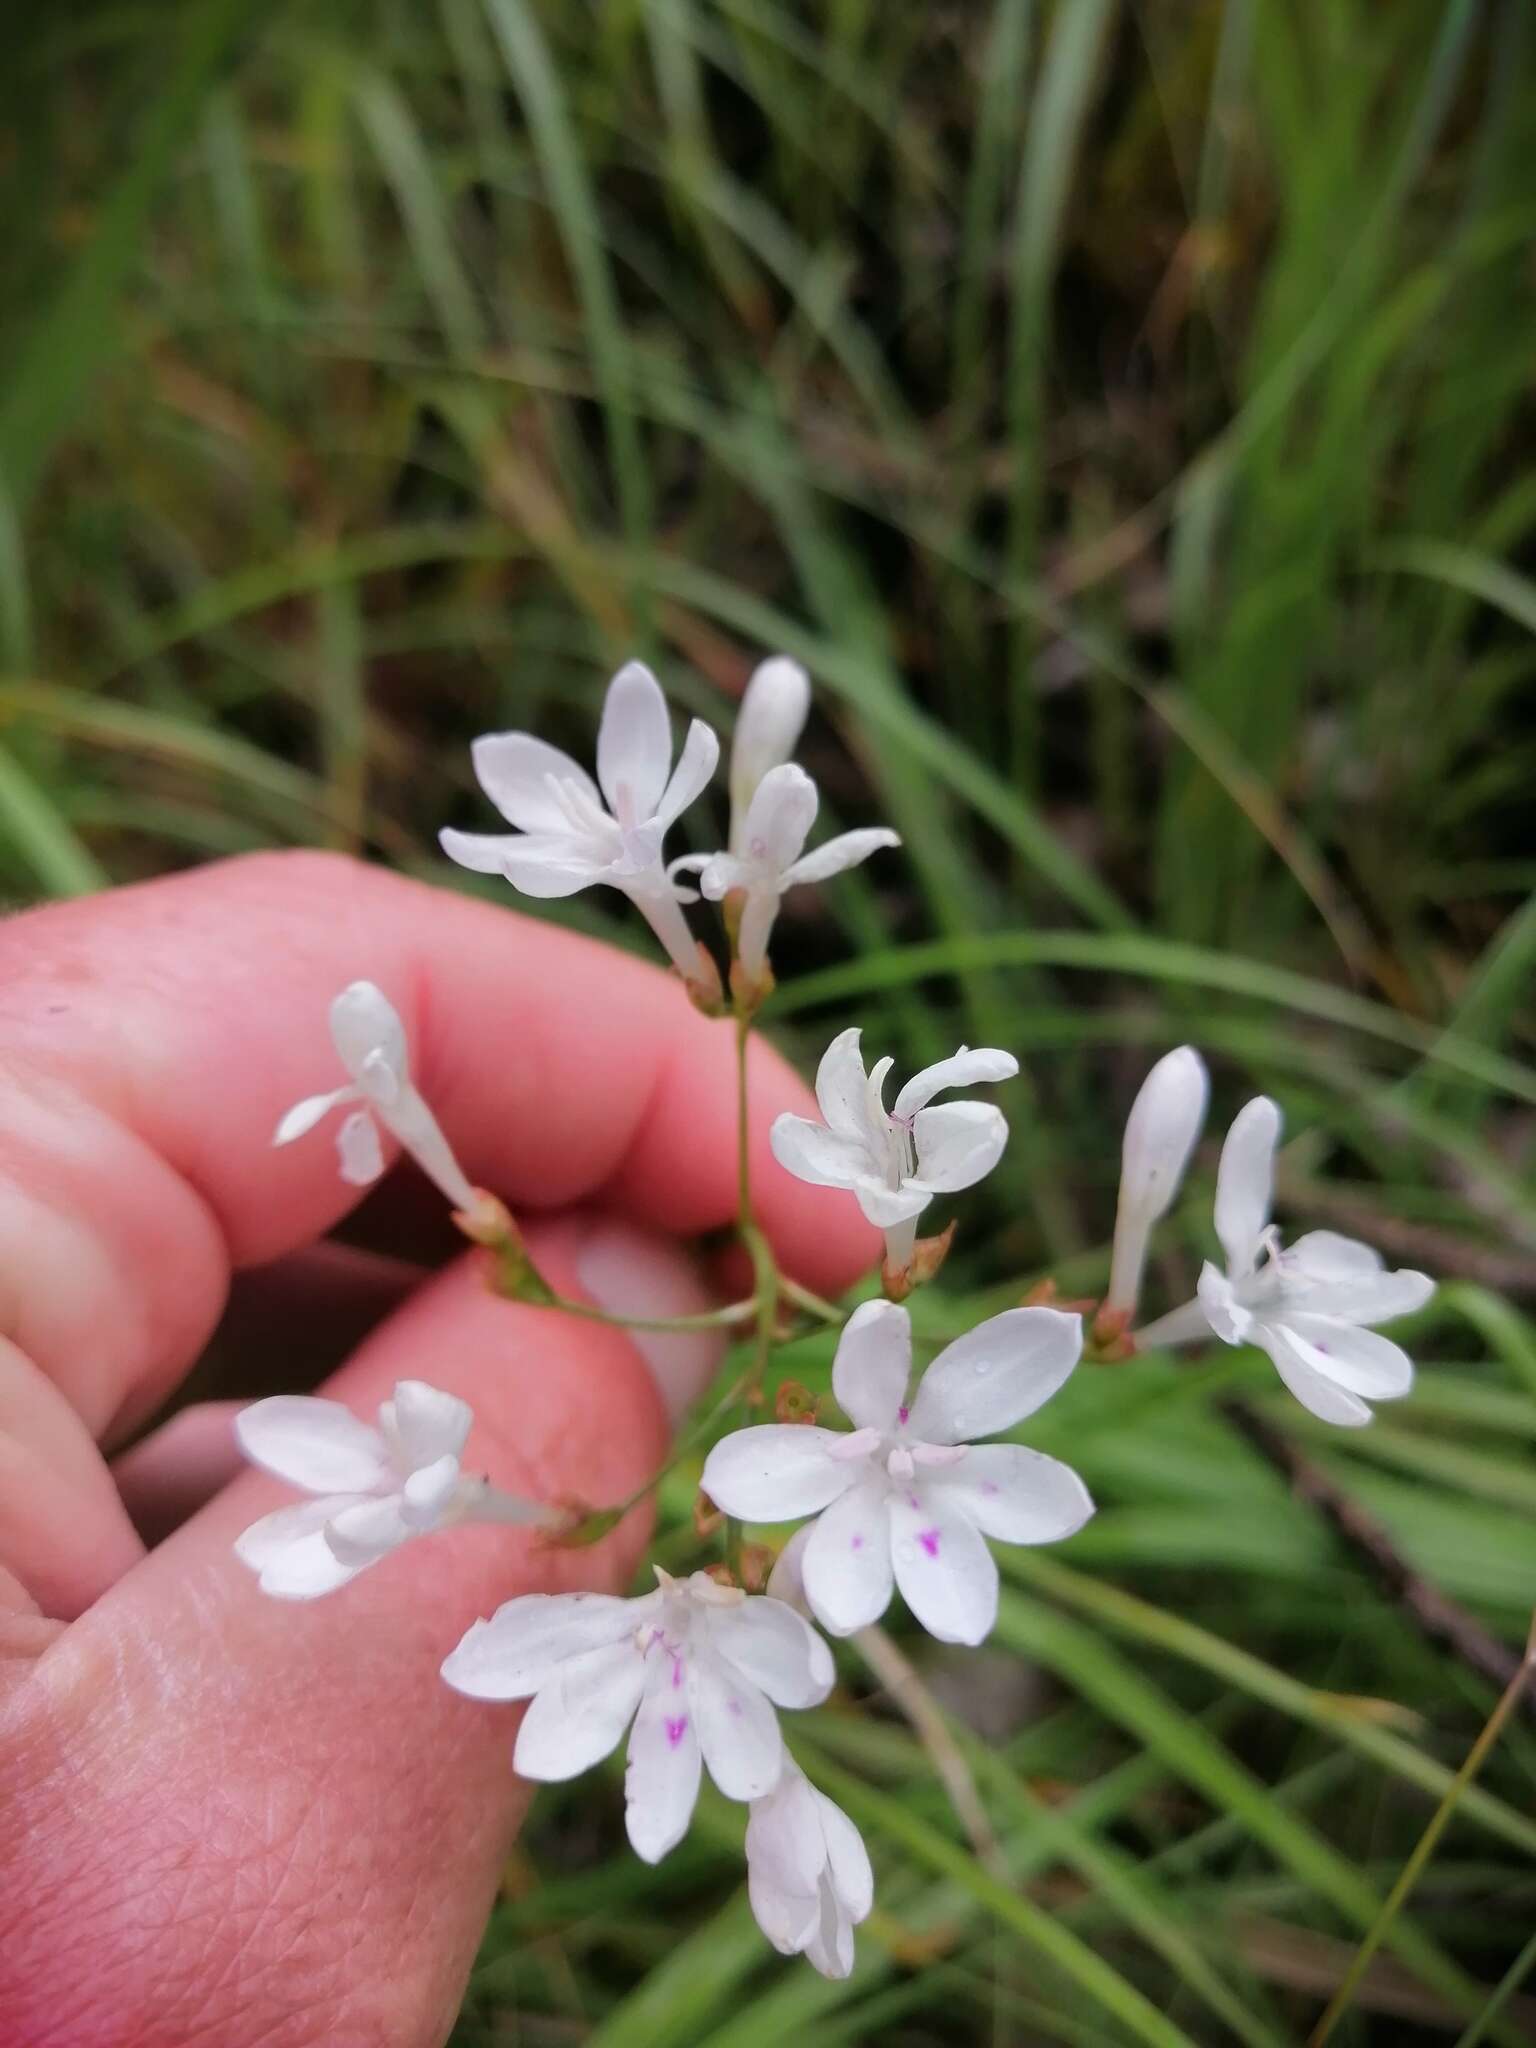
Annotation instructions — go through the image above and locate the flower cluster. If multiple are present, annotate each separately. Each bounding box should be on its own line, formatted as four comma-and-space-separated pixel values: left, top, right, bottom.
238, 652, 1435, 1982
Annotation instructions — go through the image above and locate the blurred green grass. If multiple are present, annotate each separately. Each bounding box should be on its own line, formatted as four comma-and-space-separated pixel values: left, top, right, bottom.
7, 1, 1536, 2040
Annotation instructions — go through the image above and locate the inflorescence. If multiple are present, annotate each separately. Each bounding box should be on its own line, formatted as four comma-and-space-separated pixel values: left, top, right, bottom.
236, 654, 1433, 1977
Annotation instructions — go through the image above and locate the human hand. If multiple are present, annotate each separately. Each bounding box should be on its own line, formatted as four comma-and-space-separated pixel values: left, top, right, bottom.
0, 851, 874, 2048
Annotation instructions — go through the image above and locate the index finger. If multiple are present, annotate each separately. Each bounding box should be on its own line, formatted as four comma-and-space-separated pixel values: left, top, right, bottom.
0, 852, 873, 1435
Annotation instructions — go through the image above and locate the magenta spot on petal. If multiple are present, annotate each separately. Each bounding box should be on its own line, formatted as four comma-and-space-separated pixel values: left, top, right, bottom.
898, 1405, 910, 1425
918, 1528, 941, 1558
670, 1655, 684, 1689
665, 1715, 689, 1748
907, 1492, 921, 1510
851, 1534, 864, 1550
980, 1480, 999, 1496
727, 1697, 743, 1717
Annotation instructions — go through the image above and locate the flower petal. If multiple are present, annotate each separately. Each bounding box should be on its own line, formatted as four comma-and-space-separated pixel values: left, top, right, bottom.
235, 1395, 390, 1493
400, 1452, 461, 1524
766, 1524, 814, 1614
888, 1487, 999, 1645
816, 1787, 874, 1921
830, 1298, 911, 1433
730, 656, 811, 845
625, 1658, 704, 1863
851, 1176, 929, 1229
769, 1114, 869, 1191
325, 1494, 410, 1566
740, 763, 817, 869
327, 980, 408, 1084
746, 1770, 825, 1952
806, 1896, 857, 1980
710, 1595, 834, 1709
801, 1477, 895, 1636
909, 1101, 1009, 1193
653, 716, 721, 832
781, 826, 899, 890
907, 1306, 1082, 1446
692, 1651, 783, 1801
1285, 1233, 1434, 1324
696, 851, 749, 901
1258, 1325, 1373, 1426
240, 1508, 369, 1600
470, 732, 601, 831
273, 1085, 357, 1145
813, 1027, 870, 1142
481, 832, 614, 898
598, 660, 673, 822
441, 1590, 641, 1700
701, 1426, 854, 1522
735, 884, 781, 978
892, 1046, 1017, 1119
234, 1497, 364, 1593
1196, 1261, 1248, 1344
1276, 1314, 1414, 1400
436, 827, 521, 875
1215, 1096, 1281, 1275
513, 1638, 646, 1780
385, 1378, 473, 1469
927, 1443, 1094, 1544
336, 1108, 385, 1186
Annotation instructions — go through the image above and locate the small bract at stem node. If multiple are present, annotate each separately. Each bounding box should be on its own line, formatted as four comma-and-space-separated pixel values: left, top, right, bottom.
881, 1218, 957, 1301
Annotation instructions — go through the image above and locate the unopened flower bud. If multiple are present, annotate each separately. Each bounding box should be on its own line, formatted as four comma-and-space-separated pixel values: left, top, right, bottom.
1105, 1047, 1209, 1315
729, 656, 810, 851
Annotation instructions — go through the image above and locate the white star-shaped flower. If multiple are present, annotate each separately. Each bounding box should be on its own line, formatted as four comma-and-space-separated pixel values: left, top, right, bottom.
674, 764, 898, 978
728, 655, 811, 853
1138, 1096, 1433, 1425
234, 1380, 545, 1599
770, 1029, 1018, 1269
745, 1759, 873, 1980
274, 980, 478, 1212
441, 1567, 833, 1864
439, 660, 718, 980
701, 1300, 1090, 1646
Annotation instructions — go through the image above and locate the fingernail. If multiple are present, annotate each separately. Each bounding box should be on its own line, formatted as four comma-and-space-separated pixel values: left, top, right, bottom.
575, 1220, 725, 1425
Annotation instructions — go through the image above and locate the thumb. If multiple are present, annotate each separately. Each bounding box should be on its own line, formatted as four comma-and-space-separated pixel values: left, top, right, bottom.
2, 1215, 721, 2048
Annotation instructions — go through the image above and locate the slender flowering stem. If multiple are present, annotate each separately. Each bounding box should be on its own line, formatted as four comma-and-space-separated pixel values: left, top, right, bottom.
1308, 1609, 1536, 2048
777, 1274, 846, 1325
855, 1624, 1004, 1877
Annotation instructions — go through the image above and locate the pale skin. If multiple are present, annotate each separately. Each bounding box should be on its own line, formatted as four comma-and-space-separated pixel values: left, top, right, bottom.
0, 852, 876, 2048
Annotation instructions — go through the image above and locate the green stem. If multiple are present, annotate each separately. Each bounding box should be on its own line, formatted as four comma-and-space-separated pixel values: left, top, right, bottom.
1308, 1610, 1536, 2048
734, 1004, 752, 1225
777, 1273, 847, 1324
1452, 1925, 1536, 2048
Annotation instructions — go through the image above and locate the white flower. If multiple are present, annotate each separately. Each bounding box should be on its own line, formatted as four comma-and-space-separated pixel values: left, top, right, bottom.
676, 764, 898, 978
234, 1380, 544, 1599
701, 1300, 1090, 1646
274, 981, 477, 1212
770, 1029, 1019, 1269
1138, 1097, 1434, 1426
729, 655, 811, 853
441, 1567, 834, 1864
438, 660, 718, 980
746, 1760, 873, 1979
1104, 1046, 1209, 1315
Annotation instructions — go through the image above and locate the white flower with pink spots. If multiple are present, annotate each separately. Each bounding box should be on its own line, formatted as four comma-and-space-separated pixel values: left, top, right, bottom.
440, 1567, 833, 1863
702, 1300, 1092, 1647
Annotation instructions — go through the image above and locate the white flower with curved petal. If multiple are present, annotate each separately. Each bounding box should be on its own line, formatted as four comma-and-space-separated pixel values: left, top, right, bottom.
702, 1300, 1090, 1646
746, 1759, 873, 1979
439, 660, 718, 979
1105, 1046, 1209, 1316
1137, 1097, 1434, 1426
234, 1380, 545, 1599
274, 981, 477, 1213
729, 655, 811, 853
675, 765, 898, 977
441, 1567, 833, 1864
770, 1029, 1018, 1269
